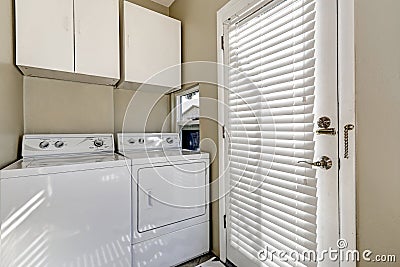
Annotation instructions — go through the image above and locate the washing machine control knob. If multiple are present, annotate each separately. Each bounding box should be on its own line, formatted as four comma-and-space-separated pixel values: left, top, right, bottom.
54, 141, 64, 148
166, 137, 174, 144
94, 139, 104, 148
39, 141, 50, 149
128, 138, 136, 144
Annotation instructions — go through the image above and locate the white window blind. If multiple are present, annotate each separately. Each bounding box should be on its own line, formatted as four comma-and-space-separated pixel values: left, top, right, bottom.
226, 0, 317, 266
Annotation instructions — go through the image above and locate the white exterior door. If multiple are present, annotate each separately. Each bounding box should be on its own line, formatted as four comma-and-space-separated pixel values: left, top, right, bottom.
221, 0, 339, 266
74, 0, 120, 79
16, 0, 74, 72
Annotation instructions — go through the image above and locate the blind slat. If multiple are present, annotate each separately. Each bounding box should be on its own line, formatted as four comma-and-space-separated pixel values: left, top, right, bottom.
230, 86, 315, 106
230, 135, 315, 149
230, 154, 316, 176
232, 174, 317, 207
230, 144, 314, 161
230, 168, 317, 197
232, 0, 314, 35
232, 10, 316, 57
230, 166, 316, 194
231, 77, 315, 98
230, 188, 317, 226
231, 200, 317, 249
230, 190, 317, 234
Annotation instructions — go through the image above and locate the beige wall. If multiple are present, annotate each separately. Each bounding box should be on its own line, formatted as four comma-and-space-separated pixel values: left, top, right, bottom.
24, 84, 171, 135
355, 0, 400, 265
23, 0, 170, 136
127, 0, 168, 16
170, 0, 229, 256
24, 77, 114, 134
0, 0, 24, 168
24, 80, 171, 135
114, 89, 171, 133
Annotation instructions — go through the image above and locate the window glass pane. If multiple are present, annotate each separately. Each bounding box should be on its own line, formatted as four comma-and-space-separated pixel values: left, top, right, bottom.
180, 91, 199, 121
176, 90, 200, 151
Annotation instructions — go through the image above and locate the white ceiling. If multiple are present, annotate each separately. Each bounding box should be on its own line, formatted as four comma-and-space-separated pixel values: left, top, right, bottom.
150, 0, 176, 7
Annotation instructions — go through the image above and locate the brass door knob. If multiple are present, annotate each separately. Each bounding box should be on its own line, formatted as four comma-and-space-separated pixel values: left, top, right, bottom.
298, 156, 333, 170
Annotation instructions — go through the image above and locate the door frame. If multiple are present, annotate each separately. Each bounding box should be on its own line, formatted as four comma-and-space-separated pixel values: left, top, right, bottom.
217, 0, 356, 266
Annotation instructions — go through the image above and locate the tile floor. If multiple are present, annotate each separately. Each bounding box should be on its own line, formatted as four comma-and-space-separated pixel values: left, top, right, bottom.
178, 253, 222, 267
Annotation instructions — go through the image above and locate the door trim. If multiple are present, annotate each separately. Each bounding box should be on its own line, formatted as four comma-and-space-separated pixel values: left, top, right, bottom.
216, 0, 356, 265
337, 1, 356, 267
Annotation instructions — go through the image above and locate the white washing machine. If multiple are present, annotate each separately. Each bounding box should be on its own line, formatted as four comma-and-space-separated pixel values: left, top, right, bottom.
0, 134, 132, 267
117, 133, 210, 267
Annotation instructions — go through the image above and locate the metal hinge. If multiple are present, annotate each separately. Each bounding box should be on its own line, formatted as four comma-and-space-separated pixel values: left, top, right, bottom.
224, 215, 227, 229
221, 35, 225, 50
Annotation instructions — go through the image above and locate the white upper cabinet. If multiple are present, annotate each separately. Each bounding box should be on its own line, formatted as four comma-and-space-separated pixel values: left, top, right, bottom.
15, 0, 120, 85
74, 0, 119, 80
118, 2, 181, 90
16, 0, 74, 73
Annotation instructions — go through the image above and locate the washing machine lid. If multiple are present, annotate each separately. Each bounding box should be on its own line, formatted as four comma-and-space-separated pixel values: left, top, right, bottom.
1, 153, 128, 179
25, 153, 125, 168
0, 134, 129, 178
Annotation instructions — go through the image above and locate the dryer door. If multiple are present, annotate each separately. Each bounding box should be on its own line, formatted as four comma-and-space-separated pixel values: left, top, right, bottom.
136, 162, 207, 232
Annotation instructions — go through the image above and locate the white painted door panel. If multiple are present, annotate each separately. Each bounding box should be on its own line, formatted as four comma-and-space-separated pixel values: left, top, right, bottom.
0, 167, 131, 267
137, 163, 206, 232
223, 0, 339, 266
74, 0, 120, 79
313, 0, 340, 265
16, 0, 74, 72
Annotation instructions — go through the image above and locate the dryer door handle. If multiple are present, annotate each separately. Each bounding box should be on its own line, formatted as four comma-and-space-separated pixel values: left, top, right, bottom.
147, 190, 153, 207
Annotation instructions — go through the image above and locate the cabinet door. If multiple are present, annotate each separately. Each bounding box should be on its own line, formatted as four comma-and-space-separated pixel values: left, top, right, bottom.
124, 3, 181, 88
74, 0, 120, 79
16, 0, 74, 72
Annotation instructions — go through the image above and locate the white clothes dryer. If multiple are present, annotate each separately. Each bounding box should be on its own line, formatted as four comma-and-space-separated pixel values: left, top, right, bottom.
117, 133, 210, 267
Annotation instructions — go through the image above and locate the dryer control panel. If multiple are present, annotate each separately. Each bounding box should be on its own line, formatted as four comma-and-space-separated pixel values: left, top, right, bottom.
22, 134, 115, 157
117, 133, 180, 152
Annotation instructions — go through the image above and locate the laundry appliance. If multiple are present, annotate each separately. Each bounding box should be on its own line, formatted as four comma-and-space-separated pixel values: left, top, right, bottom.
0, 134, 131, 266
117, 133, 210, 267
